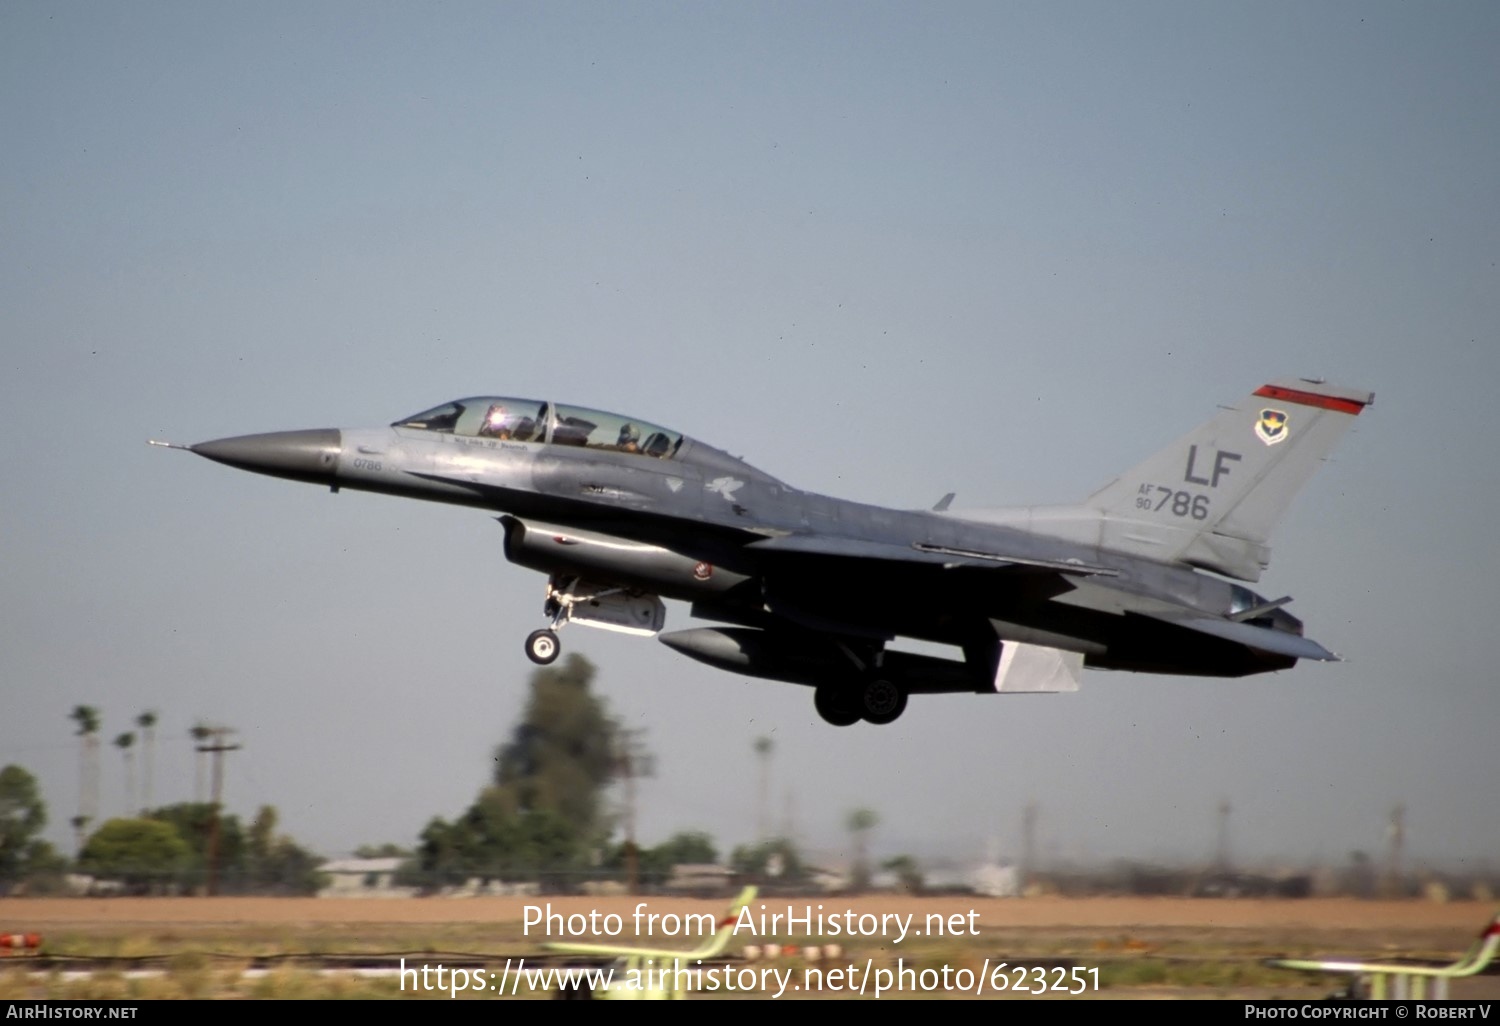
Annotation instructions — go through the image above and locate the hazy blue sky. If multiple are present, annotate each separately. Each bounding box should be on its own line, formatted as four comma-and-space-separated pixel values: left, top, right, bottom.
4, 2, 1497, 875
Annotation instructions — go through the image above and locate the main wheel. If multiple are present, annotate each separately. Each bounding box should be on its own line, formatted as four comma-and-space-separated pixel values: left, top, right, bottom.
860, 678, 907, 725
814, 685, 861, 727
525, 629, 561, 665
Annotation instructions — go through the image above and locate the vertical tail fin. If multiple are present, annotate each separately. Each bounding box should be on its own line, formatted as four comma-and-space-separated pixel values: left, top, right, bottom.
1084, 378, 1373, 581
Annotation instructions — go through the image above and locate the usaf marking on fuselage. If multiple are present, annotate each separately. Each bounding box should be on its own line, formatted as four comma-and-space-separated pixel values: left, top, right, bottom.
706, 476, 745, 501
154, 378, 1372, 726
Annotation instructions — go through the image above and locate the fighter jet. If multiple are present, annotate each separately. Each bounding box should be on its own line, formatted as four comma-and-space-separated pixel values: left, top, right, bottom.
156, 378, 1372, 726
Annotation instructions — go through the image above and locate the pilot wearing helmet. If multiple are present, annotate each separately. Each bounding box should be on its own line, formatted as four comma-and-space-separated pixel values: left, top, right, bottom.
617, 423, 641, 453
480, 404, 514, 439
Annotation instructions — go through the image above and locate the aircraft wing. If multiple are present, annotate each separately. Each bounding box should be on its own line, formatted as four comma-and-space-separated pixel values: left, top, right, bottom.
744, 534, 1119, 576
1138, 611, 1339, 661
431, 473, 1124, 577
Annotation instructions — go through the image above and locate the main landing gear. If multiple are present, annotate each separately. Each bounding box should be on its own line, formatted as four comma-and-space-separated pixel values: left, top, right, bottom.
813, 679, 908, 726
813, 642, 910, 727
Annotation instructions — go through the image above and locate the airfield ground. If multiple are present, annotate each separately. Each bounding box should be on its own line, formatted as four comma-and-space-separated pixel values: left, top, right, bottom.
2, 896, 1496, 999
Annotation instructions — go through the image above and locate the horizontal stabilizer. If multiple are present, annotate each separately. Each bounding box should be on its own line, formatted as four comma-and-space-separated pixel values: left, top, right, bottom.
1147, 614, 1339, 661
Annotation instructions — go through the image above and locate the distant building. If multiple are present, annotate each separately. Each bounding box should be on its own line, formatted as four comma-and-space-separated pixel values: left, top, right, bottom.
317, 857, 415, 898
438, 878, 540, 897
665, 863, 735, 894
971, 862, 1021, 897
62, 874, 124, 897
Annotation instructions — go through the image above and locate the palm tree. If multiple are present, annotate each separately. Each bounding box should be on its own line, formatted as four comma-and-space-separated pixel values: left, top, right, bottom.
753, 736, 773, 842
135, 711, 158, 813
114, 732, 137, 815
845, 807, 880, 893
190, 722, 213, 801
69, 705, 101, 835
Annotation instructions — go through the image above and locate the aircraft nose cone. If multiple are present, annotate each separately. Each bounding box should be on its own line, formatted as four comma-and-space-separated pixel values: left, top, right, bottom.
191, 429, 342, 485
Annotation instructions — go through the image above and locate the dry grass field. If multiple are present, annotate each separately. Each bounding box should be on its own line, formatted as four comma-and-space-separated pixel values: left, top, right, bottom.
2, 895, 1496, 1000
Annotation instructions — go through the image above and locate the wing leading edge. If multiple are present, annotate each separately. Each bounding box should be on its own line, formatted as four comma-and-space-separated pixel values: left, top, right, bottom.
745, 534, 1119, 576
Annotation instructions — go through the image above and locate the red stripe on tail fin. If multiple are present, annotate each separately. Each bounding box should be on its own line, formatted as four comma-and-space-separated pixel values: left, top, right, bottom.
1254, 384, 1369, 415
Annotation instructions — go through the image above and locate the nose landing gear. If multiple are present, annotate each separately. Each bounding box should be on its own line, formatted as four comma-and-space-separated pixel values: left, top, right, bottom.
521, 574, 668, 665
525, 628, 561, 665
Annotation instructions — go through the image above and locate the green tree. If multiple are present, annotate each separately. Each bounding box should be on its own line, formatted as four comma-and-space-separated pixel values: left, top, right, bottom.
243, 805, 325, 895
355, 842, 410, 859
654, 830, 718, 867
492, 654, 618, 828
405, 815, 471, 889
0, 765, 49, 892
125, 802, 322, 895
78, 818, 191, 893
247, 804, 277, 885
405, 803, 580, 891
603, 830, 720, 888
730, 837, 808, 887
408, 654, 622, 891
882, 854, 924, 894
253, 836, 327, 895
15, 840, 69, 894
148, 802, 246, 892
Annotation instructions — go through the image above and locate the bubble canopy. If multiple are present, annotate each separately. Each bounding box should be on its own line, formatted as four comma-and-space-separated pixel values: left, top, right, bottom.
392, 397, 683, 459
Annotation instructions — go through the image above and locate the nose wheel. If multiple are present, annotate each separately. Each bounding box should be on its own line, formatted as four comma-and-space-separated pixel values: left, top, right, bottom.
525, 628, 561, 665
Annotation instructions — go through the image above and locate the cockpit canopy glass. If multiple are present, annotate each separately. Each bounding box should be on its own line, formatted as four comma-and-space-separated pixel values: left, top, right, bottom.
392, 397, 682, 459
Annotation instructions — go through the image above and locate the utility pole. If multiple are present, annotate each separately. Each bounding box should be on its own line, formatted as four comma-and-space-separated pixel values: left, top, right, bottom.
196, 727, 241, 896
753, 737, 773, 842
1384, 803, 1406, 898
1021, 801, 1038, 892
782, 787, 797, 849
612, 729, 653, 893
1215, 800, 1233, 874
